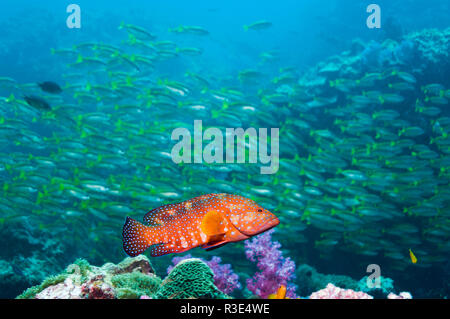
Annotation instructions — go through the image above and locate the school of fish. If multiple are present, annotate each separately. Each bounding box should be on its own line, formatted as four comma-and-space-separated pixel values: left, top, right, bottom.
0, 21, 449, 286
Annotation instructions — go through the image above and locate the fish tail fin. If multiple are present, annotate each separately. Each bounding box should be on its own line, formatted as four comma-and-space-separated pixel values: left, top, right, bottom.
122, 217, 155, 257
6, 94, 15, 103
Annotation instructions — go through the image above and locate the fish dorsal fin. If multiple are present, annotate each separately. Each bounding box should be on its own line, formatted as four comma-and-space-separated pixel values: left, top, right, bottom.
200, 210, 226, 236
143, 204, 181, 226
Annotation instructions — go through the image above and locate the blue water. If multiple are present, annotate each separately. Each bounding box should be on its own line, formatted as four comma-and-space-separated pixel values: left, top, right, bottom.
1, 0, 449, 299
2, 0, 448, 82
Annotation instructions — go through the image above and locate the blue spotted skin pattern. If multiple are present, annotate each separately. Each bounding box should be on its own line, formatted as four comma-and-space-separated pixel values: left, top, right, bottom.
122, 193, 280, 257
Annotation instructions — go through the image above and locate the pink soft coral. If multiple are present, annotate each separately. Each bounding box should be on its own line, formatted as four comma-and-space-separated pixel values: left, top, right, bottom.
245, 229, 298, 299
309, 283, 374, 299
387, 292, 413, 299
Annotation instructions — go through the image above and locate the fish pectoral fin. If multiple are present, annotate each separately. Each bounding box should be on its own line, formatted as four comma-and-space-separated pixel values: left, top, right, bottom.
201, 240, 228, 251
208, 234, 224, 242
200, 210, 227, 236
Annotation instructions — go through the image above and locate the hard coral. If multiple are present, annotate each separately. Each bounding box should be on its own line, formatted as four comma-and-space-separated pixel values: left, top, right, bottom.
17, 255, 158, 299
309, 283, 373, 299
387, 292, 413, 299
17, 273, 69, 299
299, 27, 450, 91
154, 258, 228, 299
111, 271, 161, 298
167, 254, 241, 295
80, 275, 115, 299
34, 278, 82, 299
0, 219, 72, 298
358, 275, 395, 298
406, 27, 450, 64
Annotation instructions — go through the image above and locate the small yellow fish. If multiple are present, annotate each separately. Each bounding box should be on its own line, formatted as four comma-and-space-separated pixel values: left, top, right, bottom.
268, 285, 287, 299
409, 249, 417, 264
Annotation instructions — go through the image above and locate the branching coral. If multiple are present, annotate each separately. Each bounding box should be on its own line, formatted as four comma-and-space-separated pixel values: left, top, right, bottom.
244, 229, 298, 299
16, 255, 158, 299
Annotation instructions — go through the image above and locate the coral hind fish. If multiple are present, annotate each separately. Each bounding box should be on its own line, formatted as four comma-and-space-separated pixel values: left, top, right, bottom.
122, 193, 279, 257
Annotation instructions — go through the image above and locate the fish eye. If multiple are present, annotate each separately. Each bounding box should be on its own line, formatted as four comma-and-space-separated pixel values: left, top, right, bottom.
257, 209, 262, 212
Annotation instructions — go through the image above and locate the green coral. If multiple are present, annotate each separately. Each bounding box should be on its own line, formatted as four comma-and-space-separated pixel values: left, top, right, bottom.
15, 255, 161, 299
115, 288, 141, 299
406, 27, 450, 64
111, 272, 161, 299
153, 258, 228, 299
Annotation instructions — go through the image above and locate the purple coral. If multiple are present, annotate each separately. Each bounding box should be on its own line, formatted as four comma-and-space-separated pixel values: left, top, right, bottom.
167, 254, 241, 295
244, 229, 298, 299
207, 256, 241, 294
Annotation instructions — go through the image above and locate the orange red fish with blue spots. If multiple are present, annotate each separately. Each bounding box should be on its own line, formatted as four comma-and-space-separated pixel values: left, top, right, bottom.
122, 193, 280, 257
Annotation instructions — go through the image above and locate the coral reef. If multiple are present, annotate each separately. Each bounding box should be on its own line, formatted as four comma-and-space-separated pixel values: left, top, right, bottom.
0, 219, 73, 298
357, 275, 395, 298
154, 258, 229, 299
35, 277, 84, 299
245, 229, 298, 299
405, 28, 450, 65
17, 255, 159, 299
299, 27, 450, 89
296, 264, 401, 299
387, 292, 413, 299
111, 271, 162, 299
17, 273, 70, 299
167, 254, 241, 295
308, 283, 413, 299
17, 254, 415, 300
309, 283, 373, 299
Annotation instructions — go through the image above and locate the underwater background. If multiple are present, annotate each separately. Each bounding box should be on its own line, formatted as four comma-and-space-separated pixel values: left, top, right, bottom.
0, 0, 449, 299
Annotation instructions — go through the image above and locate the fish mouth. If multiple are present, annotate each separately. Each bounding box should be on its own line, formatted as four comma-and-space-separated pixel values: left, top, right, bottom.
239, 216, 280, 236
260, 216, 280, 233
264, 216, 280, 230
